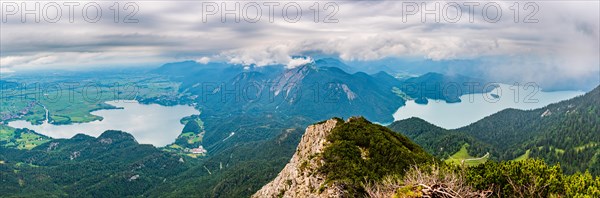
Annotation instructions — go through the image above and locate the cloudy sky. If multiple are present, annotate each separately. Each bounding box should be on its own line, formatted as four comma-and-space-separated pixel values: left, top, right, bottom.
1, 0, 598, 89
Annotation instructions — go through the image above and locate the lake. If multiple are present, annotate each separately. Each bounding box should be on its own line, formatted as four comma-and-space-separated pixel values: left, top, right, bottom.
393, 84, 585, 129
7, 100, 200, 147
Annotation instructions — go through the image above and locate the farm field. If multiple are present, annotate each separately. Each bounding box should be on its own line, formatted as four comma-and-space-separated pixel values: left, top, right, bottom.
1, 73, 181, 125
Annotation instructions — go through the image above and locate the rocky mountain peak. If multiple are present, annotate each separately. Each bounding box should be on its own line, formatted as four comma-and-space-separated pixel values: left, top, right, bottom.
253, 118, 343, 198
254, 117, 432, 197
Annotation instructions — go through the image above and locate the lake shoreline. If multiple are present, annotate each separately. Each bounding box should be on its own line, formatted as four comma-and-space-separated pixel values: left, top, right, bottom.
393, 84, 585, 129
6, 100, 200, 147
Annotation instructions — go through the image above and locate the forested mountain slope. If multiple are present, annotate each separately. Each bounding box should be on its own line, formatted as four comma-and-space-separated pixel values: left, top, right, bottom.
388, 117, 493, 159
0, 131, 189, 197
390, 85, 600, 174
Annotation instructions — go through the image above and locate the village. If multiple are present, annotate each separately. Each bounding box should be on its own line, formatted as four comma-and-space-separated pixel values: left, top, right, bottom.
0, 100, 39, 123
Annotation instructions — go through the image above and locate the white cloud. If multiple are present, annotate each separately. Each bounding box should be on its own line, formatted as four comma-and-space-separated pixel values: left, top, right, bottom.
0, 1, 598, 88
221, 43, 295, 66
195, 57, 211, 64
287, 57, 313, 69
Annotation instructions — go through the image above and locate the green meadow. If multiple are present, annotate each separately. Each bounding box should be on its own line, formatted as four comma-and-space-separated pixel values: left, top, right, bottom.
0, 125, 50, 150
445, 143, 489, 166
513, 149, 531, 162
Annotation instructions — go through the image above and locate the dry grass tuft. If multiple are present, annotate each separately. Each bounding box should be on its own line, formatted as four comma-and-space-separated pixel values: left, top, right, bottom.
365, 164, 491, 198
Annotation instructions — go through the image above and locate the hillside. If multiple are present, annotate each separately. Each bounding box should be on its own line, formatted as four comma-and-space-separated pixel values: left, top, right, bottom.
0, 118, 312, 197
460, 85, 600, 174
388, 117, 493, 160
399, 72, 494, 104
148, 115, 311, 197
2, 116, 599, 197
390, 85, 600, 174
0, 130, 189, 197
254, 117, 432, 197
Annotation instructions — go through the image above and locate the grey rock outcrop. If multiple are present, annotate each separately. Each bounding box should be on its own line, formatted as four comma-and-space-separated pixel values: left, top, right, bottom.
253, 119, 343, 198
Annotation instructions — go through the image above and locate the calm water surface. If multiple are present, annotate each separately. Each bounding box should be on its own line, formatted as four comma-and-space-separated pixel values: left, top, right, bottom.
8, 100, 200, 147
393, 84, 584, 129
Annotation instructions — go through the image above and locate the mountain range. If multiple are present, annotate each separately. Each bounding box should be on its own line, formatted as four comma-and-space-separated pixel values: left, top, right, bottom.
153, 59, 492, 123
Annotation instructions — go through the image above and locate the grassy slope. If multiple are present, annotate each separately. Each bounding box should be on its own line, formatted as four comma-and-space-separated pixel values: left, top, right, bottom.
513, 149, 530, 161
0, 125, 50, 150
445, 143, 488, 166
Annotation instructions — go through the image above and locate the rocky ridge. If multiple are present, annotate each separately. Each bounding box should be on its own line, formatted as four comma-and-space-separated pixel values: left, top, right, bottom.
253, 118, 343, 198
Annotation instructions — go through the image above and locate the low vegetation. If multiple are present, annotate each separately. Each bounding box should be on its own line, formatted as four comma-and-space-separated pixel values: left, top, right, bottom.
367, 159, 600, 198
319, 117, 433, 195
